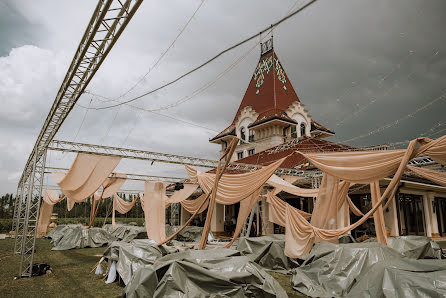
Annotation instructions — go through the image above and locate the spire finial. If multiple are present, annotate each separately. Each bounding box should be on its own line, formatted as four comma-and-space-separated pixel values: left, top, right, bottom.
260, 35, 273, 56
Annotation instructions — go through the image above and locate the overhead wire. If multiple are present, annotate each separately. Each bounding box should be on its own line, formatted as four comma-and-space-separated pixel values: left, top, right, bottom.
111, 0, 207, 100
83, 0, 319, 110
340, 90, 446, 143
79, 29, 274, 134
73, 97, 93, 141
335, 50, 440, 128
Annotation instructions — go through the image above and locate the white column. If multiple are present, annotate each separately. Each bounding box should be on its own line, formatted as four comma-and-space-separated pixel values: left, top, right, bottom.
261, 192, 274, 235
426, 192, 439, 237
384, 195, 399, 236
422, 193, 432, 237
211, 203, 224, 234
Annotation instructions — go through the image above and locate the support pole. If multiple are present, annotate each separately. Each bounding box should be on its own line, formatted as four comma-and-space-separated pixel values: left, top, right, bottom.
198, 137, 238, 250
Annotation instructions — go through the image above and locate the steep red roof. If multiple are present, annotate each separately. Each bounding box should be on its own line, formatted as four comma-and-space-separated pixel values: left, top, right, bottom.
232, 50, 301, 123
236, 137, 356, 169
211, 49, 303, 140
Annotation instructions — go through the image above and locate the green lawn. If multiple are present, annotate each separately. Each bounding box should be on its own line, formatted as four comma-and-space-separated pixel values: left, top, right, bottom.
0, 238, 123, 298
0, 238, 305, 297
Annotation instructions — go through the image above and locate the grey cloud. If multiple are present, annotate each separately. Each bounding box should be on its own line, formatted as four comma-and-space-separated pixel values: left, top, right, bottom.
1, 0, 446, 193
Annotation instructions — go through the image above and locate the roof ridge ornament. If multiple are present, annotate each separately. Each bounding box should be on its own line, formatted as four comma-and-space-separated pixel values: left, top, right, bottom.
261, 36, 273, 56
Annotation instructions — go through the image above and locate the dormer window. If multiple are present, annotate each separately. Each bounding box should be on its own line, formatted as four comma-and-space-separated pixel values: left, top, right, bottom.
240, 127, 246, 144
237, 152, 244, 159
300, 123, 306, 137
291, 126, 297, 138
249, 130, 255, 142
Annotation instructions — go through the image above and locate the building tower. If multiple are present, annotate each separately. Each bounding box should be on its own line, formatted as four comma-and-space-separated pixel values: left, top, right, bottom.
209, 37, 334, 161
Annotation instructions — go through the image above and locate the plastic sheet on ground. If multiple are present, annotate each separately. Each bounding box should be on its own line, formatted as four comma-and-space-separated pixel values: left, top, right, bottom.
45, 224, 82, 243
103, 224, 147, 242
50, 226, 116, 250
236, 235, 299, 273
345, 257, 446, 297
124, 248, 288, 298
165, 225, 204, 242
291, 241, 446, 297
387, 236, 442, 259
102, 239, 176, 285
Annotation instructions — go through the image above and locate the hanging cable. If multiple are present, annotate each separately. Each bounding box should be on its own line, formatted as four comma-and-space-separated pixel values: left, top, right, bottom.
112, 0, 207, 100
84, 0, 318, 110
340, 90, 446, 143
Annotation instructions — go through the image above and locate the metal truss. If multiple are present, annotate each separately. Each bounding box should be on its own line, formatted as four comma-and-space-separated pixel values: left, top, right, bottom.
408, 155, 436, 167
13, 0, 143, 278
48, 139, 309, 177
46, 167, 186, 183
13, 150, 47, 278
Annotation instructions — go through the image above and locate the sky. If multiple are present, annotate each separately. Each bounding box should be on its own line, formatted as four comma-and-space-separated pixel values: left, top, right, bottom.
0, 0, 445, 194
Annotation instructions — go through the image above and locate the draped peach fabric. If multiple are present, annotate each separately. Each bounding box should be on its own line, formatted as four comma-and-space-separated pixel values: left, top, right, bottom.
267, 192, 312, 226
280, 137, 446, 257
297, 136, 446, 185
267, 174, 319, 197
185, 158, 284, 205
67, 198, 75, 211
101, 173, 127, 198
407, 165, 446, 187
143, 181, 166, 243
310, 174, 341, 231
56, 154, 101, 191
224, 188, 262, 248
112, 194, 139, 229
298, 150, 407, 184
180, 194, 209, 214
346, 196, 364, 216
42, 190, 63, 205
37, 201, 54, 238
37, 190, 62, 237
415, 136, 446, 166
164, 184, 199, 206
370, 181, 388, 244
53, 154, 121, 202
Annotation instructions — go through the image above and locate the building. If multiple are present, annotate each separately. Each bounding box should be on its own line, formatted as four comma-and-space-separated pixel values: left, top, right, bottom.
188, 37, 446, 239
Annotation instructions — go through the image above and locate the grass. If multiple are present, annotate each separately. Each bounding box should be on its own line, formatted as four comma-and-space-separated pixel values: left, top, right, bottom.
0, 238, 123, 298
0, 238, 306, 297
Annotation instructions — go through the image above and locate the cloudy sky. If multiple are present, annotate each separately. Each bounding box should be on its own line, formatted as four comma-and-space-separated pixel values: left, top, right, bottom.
1, 0, 445, 194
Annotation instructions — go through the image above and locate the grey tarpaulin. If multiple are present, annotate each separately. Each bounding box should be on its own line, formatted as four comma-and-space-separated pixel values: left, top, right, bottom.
291, 241, 446, 297
387, 236, 442, 259
102, 239, 176, 285
165, 225, 204, 242
103, 224, 147, 242
236, 235, 299, 273
124, 248, 288, 298
49, 225, 117, 250
346, 257, 446, 297
362, 236, 442, 259
45, 224, 82, 243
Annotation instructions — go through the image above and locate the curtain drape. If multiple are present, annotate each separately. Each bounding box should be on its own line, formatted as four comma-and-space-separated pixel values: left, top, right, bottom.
185, 158, 285, 205
143, 181, 166, 243
407, 165, 446, 187
277, 136, 446, 257
53, 153, 121, 203
112, 193, 139, 229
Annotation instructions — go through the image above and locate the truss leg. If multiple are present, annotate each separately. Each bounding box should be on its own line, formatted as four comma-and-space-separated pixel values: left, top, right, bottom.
12, 183, 25, 251
15, 150, 47, 278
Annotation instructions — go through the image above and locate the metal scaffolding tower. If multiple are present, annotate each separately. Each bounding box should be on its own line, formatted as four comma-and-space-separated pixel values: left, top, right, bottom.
12, 0, 143, 278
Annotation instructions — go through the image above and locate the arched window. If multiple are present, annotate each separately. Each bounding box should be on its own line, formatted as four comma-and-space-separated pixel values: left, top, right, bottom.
249, 130, 254, 142
291, 126, 297, 138
300, 123, 306, 137
240, 127, 246, 144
